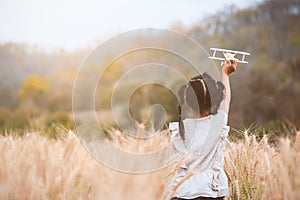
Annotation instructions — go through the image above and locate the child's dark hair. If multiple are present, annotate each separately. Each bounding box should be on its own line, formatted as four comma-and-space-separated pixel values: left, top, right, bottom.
177, 73, 225, 140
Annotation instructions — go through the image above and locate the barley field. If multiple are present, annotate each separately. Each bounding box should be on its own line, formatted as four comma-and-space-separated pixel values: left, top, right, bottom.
0, 129, 299, 200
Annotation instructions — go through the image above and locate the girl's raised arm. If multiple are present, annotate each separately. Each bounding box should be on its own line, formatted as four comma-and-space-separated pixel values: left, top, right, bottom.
219, 58, 237, 114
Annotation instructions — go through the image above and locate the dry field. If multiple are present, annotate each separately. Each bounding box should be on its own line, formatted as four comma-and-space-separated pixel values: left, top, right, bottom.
0, 128, 299, 200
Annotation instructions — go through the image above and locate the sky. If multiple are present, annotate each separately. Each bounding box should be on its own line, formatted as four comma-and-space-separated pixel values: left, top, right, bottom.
0, 0, 257, 51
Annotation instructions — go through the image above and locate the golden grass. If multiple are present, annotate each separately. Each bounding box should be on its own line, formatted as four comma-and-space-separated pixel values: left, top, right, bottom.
225, 131, 300, 200
0, 130, 299, 200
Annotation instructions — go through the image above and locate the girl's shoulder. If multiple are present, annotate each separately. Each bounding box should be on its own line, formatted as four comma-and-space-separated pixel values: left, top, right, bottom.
215, 108, 228, 117
183, 109, 228, 130
183, 109, 228, 122
212, 109, 228, 127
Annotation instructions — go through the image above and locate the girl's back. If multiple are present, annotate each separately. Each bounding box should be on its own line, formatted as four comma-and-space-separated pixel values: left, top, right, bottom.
166, 109, 230, 198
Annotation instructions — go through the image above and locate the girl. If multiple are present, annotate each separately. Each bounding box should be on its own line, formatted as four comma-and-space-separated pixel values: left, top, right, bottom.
167, 57, 237, 200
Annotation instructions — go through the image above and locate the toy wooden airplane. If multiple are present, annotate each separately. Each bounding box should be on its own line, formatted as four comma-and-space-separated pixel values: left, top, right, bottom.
209, 47, 250, 64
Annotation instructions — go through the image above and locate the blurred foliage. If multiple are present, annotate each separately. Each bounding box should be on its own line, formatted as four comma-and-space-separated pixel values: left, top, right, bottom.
228, 119, 297, 145
0, 0, 299, 137
45, 111, 74, 129
43, 112, 75, 139
129, 84, 178, 123
18, 75, 48, 107
0, 107, 11, 128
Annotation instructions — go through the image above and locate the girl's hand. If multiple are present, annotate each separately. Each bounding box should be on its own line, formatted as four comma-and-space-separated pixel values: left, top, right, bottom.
222, 52, 238, 75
